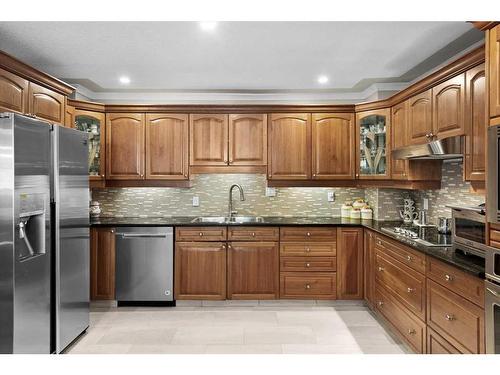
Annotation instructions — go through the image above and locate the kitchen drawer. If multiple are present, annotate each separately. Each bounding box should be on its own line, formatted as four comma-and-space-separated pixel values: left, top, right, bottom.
427, 257, 484, 308
280, 256, 336, 272
427, 328, 461, 354
280, 242, 336, 256
490, 227, 500, 249
426, 279, 485, 354
280, 272, 336, 299
175, 227, 227, 241
375, 250, 426, 320
375, 284, 426, 353
228, 226, 279, 241
280, 227, 337, 242
374, 234, 426, 274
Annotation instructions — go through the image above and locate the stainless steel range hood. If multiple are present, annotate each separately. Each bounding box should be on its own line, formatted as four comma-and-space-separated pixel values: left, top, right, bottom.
392, 135, 464, 160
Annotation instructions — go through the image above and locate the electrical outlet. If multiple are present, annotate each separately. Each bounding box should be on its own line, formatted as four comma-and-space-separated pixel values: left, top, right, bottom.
328, 191, 335, 202
266, 187, 276, 197
192, 196, 200, 207
423, 198, 429, 210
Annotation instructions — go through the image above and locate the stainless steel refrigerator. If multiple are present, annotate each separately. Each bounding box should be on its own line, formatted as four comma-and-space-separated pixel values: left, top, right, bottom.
0, 113, 89, 354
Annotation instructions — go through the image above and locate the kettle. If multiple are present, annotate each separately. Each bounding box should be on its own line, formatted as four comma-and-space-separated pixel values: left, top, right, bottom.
437, 217, 451, 234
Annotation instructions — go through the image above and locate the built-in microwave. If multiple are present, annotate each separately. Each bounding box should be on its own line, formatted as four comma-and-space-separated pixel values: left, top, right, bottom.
487, 125, 500, 224
449, 205, 487, 258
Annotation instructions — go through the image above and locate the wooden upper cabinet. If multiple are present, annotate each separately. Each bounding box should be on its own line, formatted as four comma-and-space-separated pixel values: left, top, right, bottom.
228, 114, 267, 166
65, 104, 75, 128
408, 89, 433, 145
75, 110, 106, 181
489, 25, 500, 120
311, 113, 355, 179
106, 113, 145, 180
0, 67, 28, 114
145, 113, 189, 180
28, 82, 65, 124
464, 64, 486, 181
190, 114, 228, 166
391, 101, 409, 180
268, 113, 311, 180
432, 73, 465, 138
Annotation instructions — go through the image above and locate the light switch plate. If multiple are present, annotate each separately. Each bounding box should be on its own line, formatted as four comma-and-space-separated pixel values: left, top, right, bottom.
192, 196, 200, 207
328, 191, 335, 202
266, 187, 276, 197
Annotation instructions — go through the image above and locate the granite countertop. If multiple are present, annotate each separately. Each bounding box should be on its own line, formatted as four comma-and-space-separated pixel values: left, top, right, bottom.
90, 216, 485, 277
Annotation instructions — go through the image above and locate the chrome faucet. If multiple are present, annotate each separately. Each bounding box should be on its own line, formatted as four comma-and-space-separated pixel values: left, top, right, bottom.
228, 184, 245, 220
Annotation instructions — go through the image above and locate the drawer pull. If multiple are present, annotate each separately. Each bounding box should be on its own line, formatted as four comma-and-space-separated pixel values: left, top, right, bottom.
406, 255, 412, 262
378, 266, 384, 272
445, 314, 455, 321
228, 245, 232, 249
407, 287, 415, 293
408, 329, 416, 335
306, 232, 311, 237
306, 247, 311, 252
305, 284, 311, 289
252, 232, 255, 237
199, 232, 204, 237
444, 274, 453, 282
377, 301, 384, 307
305, 263, 311, 268
222, 244, 226, 250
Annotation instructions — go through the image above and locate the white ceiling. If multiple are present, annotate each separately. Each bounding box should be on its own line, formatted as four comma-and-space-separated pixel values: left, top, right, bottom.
0, 22, 483, 103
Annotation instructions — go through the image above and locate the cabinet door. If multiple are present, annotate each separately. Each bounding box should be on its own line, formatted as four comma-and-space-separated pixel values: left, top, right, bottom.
432, 74, 465, 138
0, 67, 28, 114
28, 82, 65, 124
175, 242, 227, 300
106, 113, 145, 180
364, 230, 376, 308
189, 114, 228, 166
145, 113, 189, 180
391, 101, 409, 179
268, 113, 311, 180
464, 64, 486, 181
356, 109, 391, 179
227, 242, 279, 299
75, 110, 106, 181
65, 104, 75, 128
408, 89, 433, 145
489, 25, 500, 119
228, 114, 267, 166
90, 227, 116, 300
337, 227, 363, 299
312, 113, 355, 179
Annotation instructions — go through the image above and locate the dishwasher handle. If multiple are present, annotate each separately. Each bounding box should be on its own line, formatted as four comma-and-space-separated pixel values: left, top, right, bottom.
117, 233, 170, 239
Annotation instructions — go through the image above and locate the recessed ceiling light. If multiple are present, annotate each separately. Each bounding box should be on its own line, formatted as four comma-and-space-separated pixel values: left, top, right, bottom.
199, 22, 217, 31
119, 76, 131, 85
317, 75, 329, 84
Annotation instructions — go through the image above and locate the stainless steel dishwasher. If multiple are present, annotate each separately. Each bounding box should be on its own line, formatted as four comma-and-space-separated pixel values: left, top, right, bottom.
115, 227, 174, 305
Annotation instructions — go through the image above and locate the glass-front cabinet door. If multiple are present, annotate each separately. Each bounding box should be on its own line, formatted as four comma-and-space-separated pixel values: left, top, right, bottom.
74, 110, 105, 181
355, 108, 391, 179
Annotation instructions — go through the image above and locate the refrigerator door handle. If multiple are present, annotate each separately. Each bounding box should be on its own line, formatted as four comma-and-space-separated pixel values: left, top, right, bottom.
18, 220, 35, 257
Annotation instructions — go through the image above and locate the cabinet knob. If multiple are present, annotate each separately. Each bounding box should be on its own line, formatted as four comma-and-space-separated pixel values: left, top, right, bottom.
140, 174, 144, 177
199, 232, 204, 237
377, 301, 384, 307
378, 266, 384, 272
313, 174, 316, 177
110, 229, 114, 233
377, 240, 382, 245
305, 247, 311, 252
445, 314, 455, 321
222, 244, 226, 249
228, 244, 231, 249
305, 284, 311, 289
444, 274, 453, 282
305, 263, 310, 268
356, 173, 359, 177
408, 329, 416, 335
306, 232, 311, 237
252, 232, 255, 237
407, 287, 415, 293
101, 174, 105, 178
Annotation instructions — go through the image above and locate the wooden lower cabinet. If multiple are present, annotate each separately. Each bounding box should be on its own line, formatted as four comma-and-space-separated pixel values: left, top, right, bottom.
336, 227, 363, 299
90, 227, 116, 300
375, 284, 426, 353
427, 328, 461, 354
227, 241, 279, 299
280, 272, 336, 299
175, 242, 227, 300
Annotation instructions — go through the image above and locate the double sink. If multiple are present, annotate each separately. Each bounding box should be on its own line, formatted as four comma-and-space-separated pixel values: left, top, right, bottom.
191, 216, 265, 224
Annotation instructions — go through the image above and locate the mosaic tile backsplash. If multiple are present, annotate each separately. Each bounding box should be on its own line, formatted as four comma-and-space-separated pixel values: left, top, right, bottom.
92, 162, 484, 222
92, 174, 364, 217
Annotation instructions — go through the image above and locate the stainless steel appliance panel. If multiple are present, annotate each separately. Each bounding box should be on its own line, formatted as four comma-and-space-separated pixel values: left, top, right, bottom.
115, 227, 173, 302
0, 113, 52, 353
485, 280, 500, 354
53, 125, 89, 353
451, 207, 487, 257
487, 125, 500, 224
486, 245, 500, 284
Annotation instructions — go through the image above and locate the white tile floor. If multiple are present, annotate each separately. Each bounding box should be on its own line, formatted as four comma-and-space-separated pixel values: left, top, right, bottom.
65, 300, 409, 354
